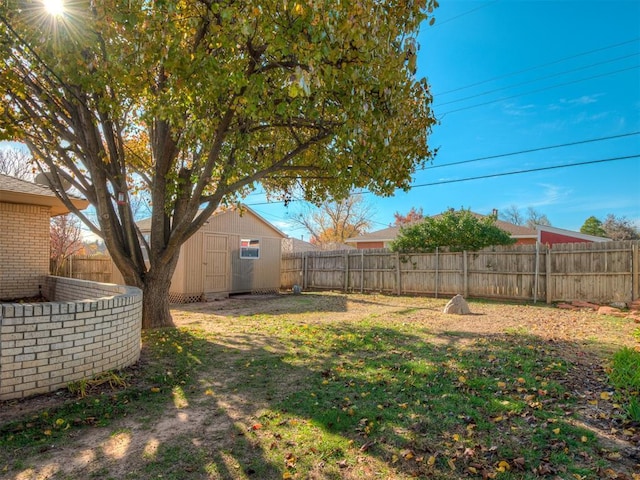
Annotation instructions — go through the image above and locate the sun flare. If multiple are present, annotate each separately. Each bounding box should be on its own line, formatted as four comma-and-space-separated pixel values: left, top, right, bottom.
42, 0, 65, 16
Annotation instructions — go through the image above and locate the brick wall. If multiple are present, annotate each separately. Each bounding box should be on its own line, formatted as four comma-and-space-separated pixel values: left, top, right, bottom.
0, 277, 142, 400
0, 202, 51, 300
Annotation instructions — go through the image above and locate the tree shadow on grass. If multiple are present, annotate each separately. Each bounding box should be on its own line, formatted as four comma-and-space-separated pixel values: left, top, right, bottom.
1, 323, 635, 479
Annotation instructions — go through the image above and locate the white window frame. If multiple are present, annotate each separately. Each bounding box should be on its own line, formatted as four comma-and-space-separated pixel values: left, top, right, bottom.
240, 238, 261, 259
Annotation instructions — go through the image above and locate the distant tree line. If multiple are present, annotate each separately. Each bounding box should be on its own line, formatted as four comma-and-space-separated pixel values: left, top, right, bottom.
580, 215, 639, 240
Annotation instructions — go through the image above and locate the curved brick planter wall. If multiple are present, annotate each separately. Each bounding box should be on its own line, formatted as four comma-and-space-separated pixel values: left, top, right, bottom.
0, 277, 142, 400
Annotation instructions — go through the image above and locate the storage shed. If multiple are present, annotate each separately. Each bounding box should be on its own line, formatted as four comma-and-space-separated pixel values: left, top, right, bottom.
138, 206, 286, 303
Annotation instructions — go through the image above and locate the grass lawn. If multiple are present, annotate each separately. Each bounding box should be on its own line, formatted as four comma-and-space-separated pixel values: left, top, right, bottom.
1, 292, 639, 479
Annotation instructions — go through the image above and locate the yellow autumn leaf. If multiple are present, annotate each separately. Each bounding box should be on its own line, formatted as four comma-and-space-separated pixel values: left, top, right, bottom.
600, 391, 611, 400
553, 428, 561, 434
447, 458, 456, 470
517, 377, 526, 384
391, 454, 399, 464
204, 388, 214, 396
468, 466, 478, 474
55, 418, 65, 426
452, 433, 460, 441
458, 376, 466, 383
43, 429, 52, 436
404, 451, 414, 460
581, 435, 588, 443
496, 460, 510, 472
150, 387, 160, 393
427, 455, 436, 466
282, 472, 292, 480
497, 381, 507, 389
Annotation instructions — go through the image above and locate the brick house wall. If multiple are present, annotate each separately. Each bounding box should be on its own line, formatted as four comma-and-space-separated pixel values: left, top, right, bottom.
0, 202, 51, 300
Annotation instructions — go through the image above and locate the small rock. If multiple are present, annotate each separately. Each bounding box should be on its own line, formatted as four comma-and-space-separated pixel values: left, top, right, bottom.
443, 294, 471, 315
610, 301, 627, 309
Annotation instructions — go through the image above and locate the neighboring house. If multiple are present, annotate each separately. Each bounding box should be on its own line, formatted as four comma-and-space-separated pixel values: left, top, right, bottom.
345, 210, 538, 249
536, 224, 611, 246
0, 174, 89, 300
138, 206, 286, 303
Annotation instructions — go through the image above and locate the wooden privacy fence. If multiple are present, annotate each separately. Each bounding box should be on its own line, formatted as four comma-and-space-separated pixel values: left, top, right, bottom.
281, 241, 640, 304
51, 255, 125, 285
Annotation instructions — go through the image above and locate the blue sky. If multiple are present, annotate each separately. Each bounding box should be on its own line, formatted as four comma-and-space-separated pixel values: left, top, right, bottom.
2, 1, 638, 241
250, 0, 640, 239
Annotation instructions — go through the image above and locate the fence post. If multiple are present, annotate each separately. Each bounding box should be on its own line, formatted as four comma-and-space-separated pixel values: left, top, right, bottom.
534, 242, 540, 303
395, 252, 401, 295
463, 251, 468, 297
633, 242, 639, 301
360, 250, 364, 293
344, 252, 349, 292
435, 247, 439, 299
545, 246, 552, 304
302, 253, 307, 290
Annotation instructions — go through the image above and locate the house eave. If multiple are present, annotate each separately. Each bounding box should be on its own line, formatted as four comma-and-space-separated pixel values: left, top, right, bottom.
0, 190, 89, 216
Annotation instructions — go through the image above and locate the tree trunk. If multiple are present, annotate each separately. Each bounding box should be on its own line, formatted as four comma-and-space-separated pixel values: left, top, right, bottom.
141, 258, 179, 329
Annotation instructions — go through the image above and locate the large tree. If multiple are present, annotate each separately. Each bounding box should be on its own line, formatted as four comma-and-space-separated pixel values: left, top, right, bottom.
393, 206, 424, 226
602, 214, 639, 240
500, 205, 551, 229
0, 1, 436, 327
390, 209, 515, 253
580, 216, 606, 237
50, 214, 84, 275
291, 196, 373, 247
0, 147, 32, 179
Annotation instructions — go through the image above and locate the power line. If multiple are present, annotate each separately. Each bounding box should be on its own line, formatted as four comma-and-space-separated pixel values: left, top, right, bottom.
439, 64, 639, 116
430, 0, 501, 28
435, 52, 639, 107
419, 131, 640, 171
246, 155, 639, 207
434, 37, 640, 97
246, 132, 640, 198
410, 155, 639, 189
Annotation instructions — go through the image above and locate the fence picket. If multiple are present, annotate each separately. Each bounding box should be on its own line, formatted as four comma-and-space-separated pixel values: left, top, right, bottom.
281, 241, 640, 303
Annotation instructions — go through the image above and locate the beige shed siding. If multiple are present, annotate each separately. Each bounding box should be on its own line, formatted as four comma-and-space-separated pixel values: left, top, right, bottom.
181, 231, 204, 294
0, 203, 51, 299
229, 234, 282, 293
167, 208, 283, 301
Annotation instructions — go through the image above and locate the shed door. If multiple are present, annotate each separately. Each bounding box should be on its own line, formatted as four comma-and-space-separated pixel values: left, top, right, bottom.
203, 234, 229, 293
